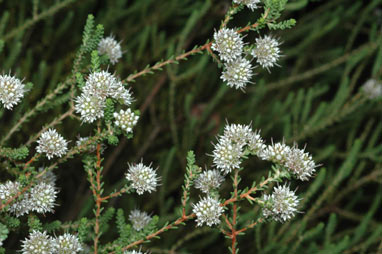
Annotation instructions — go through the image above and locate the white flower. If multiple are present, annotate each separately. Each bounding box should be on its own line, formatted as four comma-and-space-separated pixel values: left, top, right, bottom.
98, 36, 123, 64
233, 0, 261, 10
192, 196, 223, 227
113, 109, 139, 133
0, 74, 26, 110
36, 129, 68, 160
82, 71, 119, 100
74, 71, 135, 122
126, 162, 159, 195
195, 170, 225, 193
29, 182, 58, 214
285, 145, 317, 181
21, 231, 54, 254
53, 233, 82, 254
129, 209, 152, 231
110, 82, 134, 106
248, 130, 266, 156
212, 136, 243, 174
211, 28, 244, 62
221, 57, 254, 90
223, 123, 252, 146
361, 79, 382, 99
262, 184, 299, 222
74, 93, 105, 123
251, 35, 281, 71
38, 168, 57, 186
260, 142, 291, 165
0, 181, 31, 217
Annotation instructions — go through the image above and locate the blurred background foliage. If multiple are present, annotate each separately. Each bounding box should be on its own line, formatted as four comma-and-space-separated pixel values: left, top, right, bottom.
0, 0, 381, 253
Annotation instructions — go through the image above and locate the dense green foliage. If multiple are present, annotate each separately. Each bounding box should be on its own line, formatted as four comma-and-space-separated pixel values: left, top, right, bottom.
0, 0, 381, 253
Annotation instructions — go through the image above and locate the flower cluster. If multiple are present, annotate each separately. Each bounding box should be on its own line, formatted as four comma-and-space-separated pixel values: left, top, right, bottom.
192, 196, 223, 227
233, 0, 261, 10
21, 231, 82, 254
260, 141, 290, 165
195, 169, 225, 194
221, 57, 254, 90
262, 184, 299, 222
260, 142, 317, 181
114, 109, 139, 134
0, 74, 26, 110
98, 35, 123, 64
361, 79, 382, 99
212, 123, 265, 174
125, 162, 160, 195
251, 35, 281, 71
284, 145, 317, 181
212, 122, 317, 181
29, 182, 58, 214
0, 181, 29, 217
38, 167, 57, 186
211, 28, 254, 90
74, 71, 136, 132
211, 28, 244, 63
0, 179, 58, 217
129, 209, 152, 231
211, 2, 282, 90
36, 129, 68, 160
53, 233, 82, 254
21, 231, 53, 254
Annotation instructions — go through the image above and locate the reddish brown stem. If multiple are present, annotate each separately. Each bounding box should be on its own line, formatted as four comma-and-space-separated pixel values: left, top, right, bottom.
108, 214, 196, 254
124, 9, 270, 83
23, 154, 41, 170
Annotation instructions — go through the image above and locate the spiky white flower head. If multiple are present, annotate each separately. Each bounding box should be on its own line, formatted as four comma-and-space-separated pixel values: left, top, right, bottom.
0, 74, 26, 110
53, 233, 82, 254
126, 162, 159, 195
195, 170, 225, 194
110, 82, 134, 106
248, 130, 266, 156
223, 123, 252, 146
10, 196, 32, 217
113, 108, 139, 133
211, 28, 244, 62
29, 182, 57, 214
262, 184, 299, 222
0, 181, 20, 206
82, 71, 119, 100
129, 209, 152, 231
212, 136, 243, 174
38, 168, 57, 186
98, 36, 123, 64
221, 57, 254, 90
361, 79, 382, 99
285, 145, 316, 181
36, 129, 68, 160
0, 181, 31, 217
192, 196, 223, 227
21, 230, 54, 254
233, 0, 261, 10
260, 142, 291, 165
251, 35, 281, 71
74, 93, 106, 123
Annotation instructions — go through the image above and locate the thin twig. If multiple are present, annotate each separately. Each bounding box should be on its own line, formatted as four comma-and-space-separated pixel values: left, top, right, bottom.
124, 9, 269, 84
